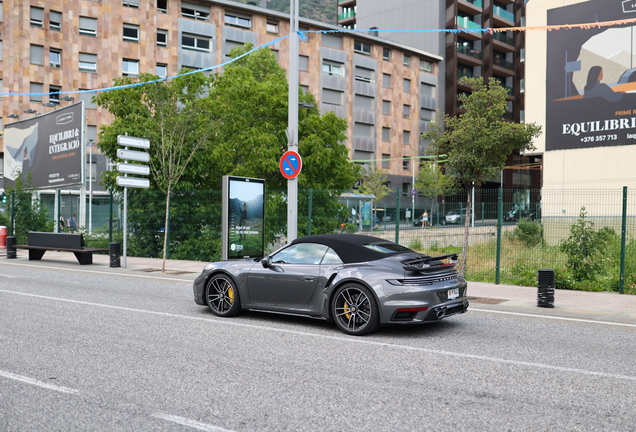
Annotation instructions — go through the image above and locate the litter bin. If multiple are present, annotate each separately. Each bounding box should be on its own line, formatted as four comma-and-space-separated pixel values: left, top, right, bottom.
109, 242, 121, 268
6, 236, 17, 259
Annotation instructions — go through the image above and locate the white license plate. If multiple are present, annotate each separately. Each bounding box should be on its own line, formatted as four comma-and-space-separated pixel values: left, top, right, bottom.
448, 288, 459, 300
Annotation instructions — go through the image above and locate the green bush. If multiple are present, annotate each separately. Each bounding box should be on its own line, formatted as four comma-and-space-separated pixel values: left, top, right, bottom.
408, 237, 424, 252
513, 218, 544, 247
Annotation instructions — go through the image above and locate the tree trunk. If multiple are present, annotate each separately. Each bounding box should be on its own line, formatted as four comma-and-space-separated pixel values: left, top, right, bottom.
162, 189, 171, 272
460, 185, 473, 277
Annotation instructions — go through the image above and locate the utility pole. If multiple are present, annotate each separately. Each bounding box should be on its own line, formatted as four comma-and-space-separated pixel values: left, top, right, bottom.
287, 0, 299, 242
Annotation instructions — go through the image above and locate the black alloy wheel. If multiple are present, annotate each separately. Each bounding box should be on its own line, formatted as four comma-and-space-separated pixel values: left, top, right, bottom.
206, 275, 241, 317
332, 284, 380, 336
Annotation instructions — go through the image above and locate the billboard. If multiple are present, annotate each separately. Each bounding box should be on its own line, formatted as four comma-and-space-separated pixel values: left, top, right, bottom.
546, 0, 636, 151
3, 101, 84, 188
221, 176, 265, 260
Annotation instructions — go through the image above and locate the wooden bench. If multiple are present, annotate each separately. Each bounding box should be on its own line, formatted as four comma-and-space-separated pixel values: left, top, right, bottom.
15, 232, 108, 265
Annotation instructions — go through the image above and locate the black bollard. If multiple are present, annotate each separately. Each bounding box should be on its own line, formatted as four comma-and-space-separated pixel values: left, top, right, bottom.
6, 236, 17, 259
537, 269, 555, 308
109, 242, 121, 268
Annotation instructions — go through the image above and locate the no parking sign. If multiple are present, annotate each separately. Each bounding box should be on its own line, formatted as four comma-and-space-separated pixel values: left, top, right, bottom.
280, 150, 302, 179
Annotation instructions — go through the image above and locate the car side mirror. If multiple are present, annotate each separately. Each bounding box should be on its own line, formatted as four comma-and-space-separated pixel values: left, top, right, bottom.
261, 256, 271, 268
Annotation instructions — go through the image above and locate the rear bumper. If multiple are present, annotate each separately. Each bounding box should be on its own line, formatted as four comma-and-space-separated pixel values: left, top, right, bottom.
387, 298, 469, 324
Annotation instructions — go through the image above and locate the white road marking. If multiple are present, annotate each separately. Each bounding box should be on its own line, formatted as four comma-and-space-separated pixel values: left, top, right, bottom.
0, 370, 79, 394
0, 261, 194, 283
3, 289, 636, 383
152, 413, 236, 432
470, 307, 636, 328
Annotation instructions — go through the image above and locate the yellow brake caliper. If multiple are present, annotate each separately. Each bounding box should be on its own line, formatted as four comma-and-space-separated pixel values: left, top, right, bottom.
344, 300, 351, 320
227, 285, 234, 305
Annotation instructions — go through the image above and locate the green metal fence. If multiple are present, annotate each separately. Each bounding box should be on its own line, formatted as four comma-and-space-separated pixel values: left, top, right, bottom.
5, 186, 636, 294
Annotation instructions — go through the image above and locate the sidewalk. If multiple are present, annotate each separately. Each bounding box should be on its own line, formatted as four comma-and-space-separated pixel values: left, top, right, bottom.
2, 248, 635, 325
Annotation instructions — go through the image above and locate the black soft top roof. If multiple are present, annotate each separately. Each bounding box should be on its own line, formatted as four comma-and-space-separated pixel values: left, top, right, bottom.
290, 234, 411, 264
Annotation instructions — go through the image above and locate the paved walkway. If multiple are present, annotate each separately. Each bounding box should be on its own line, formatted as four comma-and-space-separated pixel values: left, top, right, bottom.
2, 248, 635, 325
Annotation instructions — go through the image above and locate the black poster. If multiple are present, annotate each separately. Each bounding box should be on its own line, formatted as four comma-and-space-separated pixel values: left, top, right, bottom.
547, 0, 636, 150
3, 102, 84, 188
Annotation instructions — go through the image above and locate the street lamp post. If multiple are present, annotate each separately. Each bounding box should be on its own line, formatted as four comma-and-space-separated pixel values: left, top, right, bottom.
287, 0, 300, 242
88, 139, 94, 234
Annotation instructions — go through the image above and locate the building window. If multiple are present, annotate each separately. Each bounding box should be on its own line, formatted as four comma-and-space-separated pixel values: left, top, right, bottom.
402, 182, 411, 195
520, 78, 525, 93
122, 59, 139, 77
404, 78, 411, 93
157, 63, 168, 78
403, 157, 410, 170
225, 40, 244, 58
354, 94, 375, 111
403, 104, 411, 119
322, 60, 344, 77
79, 53, 97, 73
30, 7, 43, 27
382, 154, 390, 169
86, 161, 97, 183
299, 26, 309, 43
403, 130, 411, 145
420, 83, 436, 98
182, 34, 210, 52
50, 11, 62, 31
123, 0, 140, 7
383, 48, 390, 60
354, 40, 372, 55
382, 73, 391, 88
157, 0, 168, 13
181, 3, 210, 21
49, 85, 61, 105
79, 90, 96, 109
79, 17, 98, 37
50, 49, 62, 68
354, 66, 374, 83
299, 55, 309, 71
322, 88, 344, 106
382, 127, 390, 142
404, 54, 411, 67
382, 100, 390, 115
30, 45, 44, 65
123, 24, 140, 42
225, 12, 251, 29
30, 83, 43, 102
420, 59, 433, 72
267, 21, 279, 34
300, 85, 308, 94
157, 29, 168, 46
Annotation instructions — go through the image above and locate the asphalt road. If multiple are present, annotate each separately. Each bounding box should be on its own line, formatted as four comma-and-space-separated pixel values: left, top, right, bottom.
1, 262, 635, 431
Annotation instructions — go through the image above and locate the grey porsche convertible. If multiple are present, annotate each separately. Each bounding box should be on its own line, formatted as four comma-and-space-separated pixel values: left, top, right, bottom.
193, 234, 468, 335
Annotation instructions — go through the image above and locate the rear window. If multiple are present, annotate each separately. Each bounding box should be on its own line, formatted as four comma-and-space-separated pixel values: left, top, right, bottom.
363, 242, 411, 254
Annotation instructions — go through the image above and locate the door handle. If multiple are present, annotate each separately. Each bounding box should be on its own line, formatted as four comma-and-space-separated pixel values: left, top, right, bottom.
302, 277, 314, 282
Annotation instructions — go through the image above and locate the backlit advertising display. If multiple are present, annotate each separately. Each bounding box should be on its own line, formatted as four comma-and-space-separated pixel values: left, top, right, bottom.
546, 0, 636, 150
221, 176, 265, 260
3, 101, 84, 188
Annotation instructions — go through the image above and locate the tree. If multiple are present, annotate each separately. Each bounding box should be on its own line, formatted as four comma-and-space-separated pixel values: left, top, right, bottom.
414, 159, 456, 224
423, 77, 542, 276
206, 43, 360, 241
359, 165, 391, 224
1, 174, 53, 244
94, 71, 214, 271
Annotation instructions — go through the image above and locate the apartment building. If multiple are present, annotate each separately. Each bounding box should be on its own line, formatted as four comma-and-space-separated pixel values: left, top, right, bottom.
0, 0, 442, 203
339, 0, 540, 190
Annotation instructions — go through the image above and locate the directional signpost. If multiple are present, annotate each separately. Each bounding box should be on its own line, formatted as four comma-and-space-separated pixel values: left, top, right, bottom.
116, 135, 150, 268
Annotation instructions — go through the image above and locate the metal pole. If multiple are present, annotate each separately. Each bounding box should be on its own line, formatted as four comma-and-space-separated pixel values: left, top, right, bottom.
10, 191, 15, 237
395, 188, 400, 244
56, 189, 61, 233
89, 140, 93, 234
495, 187, 503, 284
471, 182, 475, 228
109, 190, 113, 243
286, 0, 300, 242
166, 193, 171, 260
123, 186, 127, 268
70, 191, 73, 231
411, 157, 415, 224
619, 186, 627, 294
307, 188, 312, 236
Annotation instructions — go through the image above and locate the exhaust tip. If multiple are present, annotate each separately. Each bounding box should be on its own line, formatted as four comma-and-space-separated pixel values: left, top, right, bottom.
436, 307, 447, 319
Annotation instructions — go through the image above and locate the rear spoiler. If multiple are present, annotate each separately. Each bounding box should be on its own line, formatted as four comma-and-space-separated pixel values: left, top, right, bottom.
403, 253, 459, 272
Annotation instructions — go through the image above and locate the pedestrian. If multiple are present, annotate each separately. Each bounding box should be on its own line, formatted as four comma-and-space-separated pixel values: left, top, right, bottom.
59, 215, 65, 232
422, 210, 429, 228
68, 214, 77, 233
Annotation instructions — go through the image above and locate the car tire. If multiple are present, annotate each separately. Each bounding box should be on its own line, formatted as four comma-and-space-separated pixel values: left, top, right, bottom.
332, 284, 380, 336
206, 274, 241, 317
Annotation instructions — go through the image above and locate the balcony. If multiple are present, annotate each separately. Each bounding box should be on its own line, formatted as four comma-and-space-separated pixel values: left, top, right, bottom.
502, 111, 514, 121
457, 46, 482, 60
493, 5, 514, 22
493, 32, 514, 46
493, 57, 514, 72
456, 16, 482, 30
338, 9, 356, 21
458, 69, 476, 80
502, 85, 513, 95
465, 0, 482, 6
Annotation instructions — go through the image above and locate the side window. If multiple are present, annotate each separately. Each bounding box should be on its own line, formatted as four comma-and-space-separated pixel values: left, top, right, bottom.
271, 243, 328, 265
321, 248, 343, 265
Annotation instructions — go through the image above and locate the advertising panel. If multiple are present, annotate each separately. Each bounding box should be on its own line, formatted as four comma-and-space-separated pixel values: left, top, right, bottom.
546, 0, 636, 151
3, 102, 84, 188
221, 176, 265, 260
